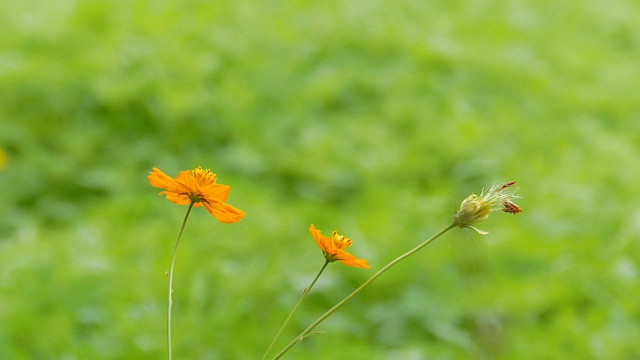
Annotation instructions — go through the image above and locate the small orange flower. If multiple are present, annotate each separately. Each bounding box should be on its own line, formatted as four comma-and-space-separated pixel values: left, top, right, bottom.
309, 224, 369, 268
149, 167, 245, 223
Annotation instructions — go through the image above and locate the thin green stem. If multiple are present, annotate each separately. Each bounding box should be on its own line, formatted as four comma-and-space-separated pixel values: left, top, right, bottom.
272, 221, 457, 360
167, 203, 195, 360
262, 260, 330, 360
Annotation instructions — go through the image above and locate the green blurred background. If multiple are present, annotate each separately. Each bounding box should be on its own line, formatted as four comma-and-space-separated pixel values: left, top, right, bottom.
1, 1, 639, 359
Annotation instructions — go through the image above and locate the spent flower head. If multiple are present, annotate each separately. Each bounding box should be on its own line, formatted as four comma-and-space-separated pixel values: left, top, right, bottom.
309, 224, 370, 268
453, 181, 522, 234
148, 167, 245, 223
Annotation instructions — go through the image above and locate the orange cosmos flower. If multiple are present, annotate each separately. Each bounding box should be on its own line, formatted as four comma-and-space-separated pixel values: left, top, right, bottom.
309, 224, 370, 268
148, 167, 245, 224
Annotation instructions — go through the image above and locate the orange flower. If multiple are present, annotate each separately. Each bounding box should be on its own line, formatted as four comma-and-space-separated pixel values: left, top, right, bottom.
309, 224, 369, 268
149, 167, 245, 224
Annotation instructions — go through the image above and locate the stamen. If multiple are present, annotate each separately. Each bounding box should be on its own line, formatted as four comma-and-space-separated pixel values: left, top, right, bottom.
192, 166, 217, 185
502, 200, 522, 215
497, 181, 517, 192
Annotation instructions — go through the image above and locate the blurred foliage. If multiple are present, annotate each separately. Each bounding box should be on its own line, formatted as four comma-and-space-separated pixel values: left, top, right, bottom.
1, 0, 639, 359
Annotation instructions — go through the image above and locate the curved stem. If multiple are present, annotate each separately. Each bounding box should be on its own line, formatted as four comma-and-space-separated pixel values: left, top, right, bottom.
262, 260, 330, 360
272, 221, 457, 360
168, 203, 195, 360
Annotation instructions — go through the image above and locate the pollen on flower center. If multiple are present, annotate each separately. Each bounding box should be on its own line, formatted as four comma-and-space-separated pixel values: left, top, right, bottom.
332, 231, 352, 249
192, 166, 217, 185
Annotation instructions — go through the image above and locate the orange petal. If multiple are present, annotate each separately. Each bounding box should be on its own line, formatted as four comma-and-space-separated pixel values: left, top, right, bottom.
201, 183, 230, 202
161, 191, 192, 205
149, 168, 194, 197
174, 170, 199, 194
309, 224, 334, 255
337, 252, 370, 268
341, 258, 370, 268
309, 224, 323, 249
203, 201, 245, 223
148, 168, 178, 190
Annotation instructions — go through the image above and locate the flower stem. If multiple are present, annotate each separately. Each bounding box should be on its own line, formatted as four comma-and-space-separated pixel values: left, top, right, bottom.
262, 260, 330, 360
272, 221, 457, 360
167, 203, 194, 360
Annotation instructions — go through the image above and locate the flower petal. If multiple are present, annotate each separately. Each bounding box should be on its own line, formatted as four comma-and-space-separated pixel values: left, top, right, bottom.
467, 225, 489, 235
309, 224, 334, 255
160, 191, 191, 205
201, 183, 230, 202
148, 168, 178, 190
174, 170, 200, 194
309, 224, 326, 253
203, 201, 245, 223
336, 251, 370, 268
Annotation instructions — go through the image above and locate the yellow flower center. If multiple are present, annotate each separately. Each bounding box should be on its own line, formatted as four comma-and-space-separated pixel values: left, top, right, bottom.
192, 166, 217, 185
332, 231, 352, 250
